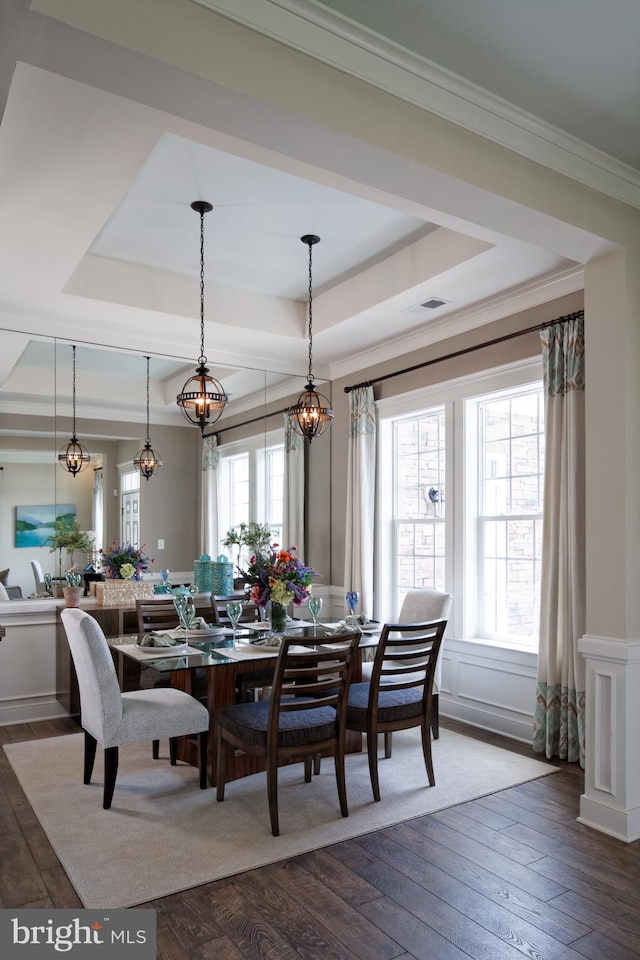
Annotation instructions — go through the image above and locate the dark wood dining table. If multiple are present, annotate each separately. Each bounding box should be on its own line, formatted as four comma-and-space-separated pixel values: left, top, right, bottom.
110, 623, 379, 787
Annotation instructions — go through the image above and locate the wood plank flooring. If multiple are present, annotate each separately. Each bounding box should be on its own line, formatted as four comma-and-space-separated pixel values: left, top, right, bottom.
1, 717, 639, 960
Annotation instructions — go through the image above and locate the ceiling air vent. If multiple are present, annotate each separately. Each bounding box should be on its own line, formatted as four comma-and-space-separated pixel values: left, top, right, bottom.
420, 298, 447, 309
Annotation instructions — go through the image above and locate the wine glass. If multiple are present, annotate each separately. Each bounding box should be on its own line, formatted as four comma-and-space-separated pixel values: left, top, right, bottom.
226, 600, 243, 647
172, 595, 195, 645
308, 595, 323, 634
346, 591, 360, 618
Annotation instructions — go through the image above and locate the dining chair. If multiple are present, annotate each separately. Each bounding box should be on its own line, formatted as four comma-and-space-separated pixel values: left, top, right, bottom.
215, 632, 361, 836
213, 595, 260, 626
61, 608, 210, 809
363, 588, 452, 741
136, 595, 221, 634
346, 619, 447, 802
31, 558, 47, 595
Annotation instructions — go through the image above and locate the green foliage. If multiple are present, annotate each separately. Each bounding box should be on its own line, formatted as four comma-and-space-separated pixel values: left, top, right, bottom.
47, 517, 94, 573
222, 522, 272, 552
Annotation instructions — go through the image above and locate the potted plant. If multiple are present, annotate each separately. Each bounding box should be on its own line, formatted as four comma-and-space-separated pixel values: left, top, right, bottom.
47, 518, 95, 594
62, 572, 83, 608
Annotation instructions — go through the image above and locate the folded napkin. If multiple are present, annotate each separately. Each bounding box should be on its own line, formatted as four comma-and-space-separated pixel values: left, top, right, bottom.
250, 636, 283, 648
323, 620, 364, 636
136, 632, 188, 648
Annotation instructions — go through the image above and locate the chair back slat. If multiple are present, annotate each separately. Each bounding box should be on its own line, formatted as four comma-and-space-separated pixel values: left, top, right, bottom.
213, 596, 260, 626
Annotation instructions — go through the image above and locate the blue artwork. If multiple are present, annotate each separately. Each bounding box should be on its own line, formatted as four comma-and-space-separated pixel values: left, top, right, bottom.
15, 504, 76, 548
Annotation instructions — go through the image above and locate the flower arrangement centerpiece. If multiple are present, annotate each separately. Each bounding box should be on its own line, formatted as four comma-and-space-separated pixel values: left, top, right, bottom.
99, 541, 154, 580
240, 545, 319, 634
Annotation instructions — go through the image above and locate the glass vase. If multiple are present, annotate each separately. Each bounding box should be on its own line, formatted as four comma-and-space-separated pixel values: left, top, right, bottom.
270, 601, 287, 635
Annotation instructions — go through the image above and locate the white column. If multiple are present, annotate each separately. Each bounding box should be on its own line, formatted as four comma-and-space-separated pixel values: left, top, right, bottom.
580, 249, 640, 841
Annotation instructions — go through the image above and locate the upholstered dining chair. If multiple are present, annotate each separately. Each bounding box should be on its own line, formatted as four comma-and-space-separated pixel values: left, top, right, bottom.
216, 632, 361, 836
60, 608, 210, 809
31, 558, 47, 595
363, 588, 452, 741
346, 619, 447, 802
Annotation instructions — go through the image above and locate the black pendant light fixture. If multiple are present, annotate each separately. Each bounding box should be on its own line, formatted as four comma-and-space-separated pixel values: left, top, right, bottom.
287, 234, 333, 442
134, 356, 163, 481
176, 200, 228, 435
58, 344, 90, 476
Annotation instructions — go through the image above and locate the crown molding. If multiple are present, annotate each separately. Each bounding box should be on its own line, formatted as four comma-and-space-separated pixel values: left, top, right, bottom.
327, 265, 584, 382
192, 0, 640, 209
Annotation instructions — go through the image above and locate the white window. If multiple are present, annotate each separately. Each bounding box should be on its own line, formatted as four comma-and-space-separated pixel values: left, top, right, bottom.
474, 385, 544, 644
393, 408, 446, 613
377, 358, 544, 651
217, 429, 284, 564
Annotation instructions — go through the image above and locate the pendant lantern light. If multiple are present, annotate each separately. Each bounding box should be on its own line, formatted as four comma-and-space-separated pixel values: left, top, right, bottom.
176, 200, 228, 435
134, 356, 163, 481
287, 234, 333, 442
58, 344, 90, 476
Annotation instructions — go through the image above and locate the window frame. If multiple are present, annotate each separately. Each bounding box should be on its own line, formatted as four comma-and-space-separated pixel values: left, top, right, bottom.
376, 356, 544, 652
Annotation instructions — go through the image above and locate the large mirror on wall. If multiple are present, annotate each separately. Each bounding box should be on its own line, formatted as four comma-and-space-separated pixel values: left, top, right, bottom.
0, 330, 296, 600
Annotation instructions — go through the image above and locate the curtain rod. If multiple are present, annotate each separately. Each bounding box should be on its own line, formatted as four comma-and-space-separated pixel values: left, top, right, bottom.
343, 309, 584, 394
207, 406, 290, 439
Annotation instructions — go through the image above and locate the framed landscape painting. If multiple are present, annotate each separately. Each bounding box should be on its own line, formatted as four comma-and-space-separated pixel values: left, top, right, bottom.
15, 504, 76, 548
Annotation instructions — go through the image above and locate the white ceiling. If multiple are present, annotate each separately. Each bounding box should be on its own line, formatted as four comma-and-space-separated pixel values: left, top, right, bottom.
2, 0, 631, 430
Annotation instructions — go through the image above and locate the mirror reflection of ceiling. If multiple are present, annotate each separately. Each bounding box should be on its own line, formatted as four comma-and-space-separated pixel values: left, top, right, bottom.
0, 0, 593, 425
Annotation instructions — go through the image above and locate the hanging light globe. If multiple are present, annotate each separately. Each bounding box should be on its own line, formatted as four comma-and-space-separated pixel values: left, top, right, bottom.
287, 234, 333, 443
176, 201, 228, 435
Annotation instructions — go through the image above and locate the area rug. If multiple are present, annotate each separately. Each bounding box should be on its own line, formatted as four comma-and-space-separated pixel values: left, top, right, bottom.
4, 729, 557, 909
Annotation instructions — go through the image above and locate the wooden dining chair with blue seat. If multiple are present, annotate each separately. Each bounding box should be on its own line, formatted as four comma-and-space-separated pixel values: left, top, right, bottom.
61, 608, 210, 809
362, 588, 452, 744
215, 632, 361, 836
346, 619, 447, 802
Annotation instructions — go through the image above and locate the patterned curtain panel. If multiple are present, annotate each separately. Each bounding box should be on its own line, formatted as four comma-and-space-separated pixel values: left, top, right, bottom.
200, 434, 219, 557
283, 415, 304, 552
533, 315, 586, 767
343, 385, 376, 618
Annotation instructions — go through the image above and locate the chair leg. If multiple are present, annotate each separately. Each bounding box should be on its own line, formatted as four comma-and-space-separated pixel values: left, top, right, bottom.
198, 731, 208, 789
169, 737, 177, 765
421, 719, 435, 787
103, 746, 119, 809
216, 729, 227, 801
267, 751, 280, 836
304, 755, 312, 782
313, 754, 322, 776
83, 730, 97, 784
367, 731, 381, 802
431, 693, 439, 740
334, 740, 349, 818
384, 731, 393, 758
152, 739, 160, 759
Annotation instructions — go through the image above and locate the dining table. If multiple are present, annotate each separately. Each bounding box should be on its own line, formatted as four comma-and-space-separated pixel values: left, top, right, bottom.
109, 620, 381, 787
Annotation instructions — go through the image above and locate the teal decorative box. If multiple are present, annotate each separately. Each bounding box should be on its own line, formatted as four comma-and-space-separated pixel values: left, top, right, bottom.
194, 554, 233, 595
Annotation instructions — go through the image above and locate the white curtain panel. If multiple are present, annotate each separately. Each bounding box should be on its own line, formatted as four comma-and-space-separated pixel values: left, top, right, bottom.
344, 385, 376, 619
92, 468, 104, 554
533, 315, 586, 767
283, 415, 304, 551
200, 434, 219, 557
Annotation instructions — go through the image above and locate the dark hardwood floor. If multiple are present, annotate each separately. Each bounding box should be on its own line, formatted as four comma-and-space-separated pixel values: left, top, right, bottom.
2, 717, 639, 960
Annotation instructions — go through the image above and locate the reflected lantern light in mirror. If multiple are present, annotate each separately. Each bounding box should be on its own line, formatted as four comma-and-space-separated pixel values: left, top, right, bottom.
287, 235, 333, 442
176, 200, 228, 436
58, 344, 90, 476
134, 355, 163, 481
